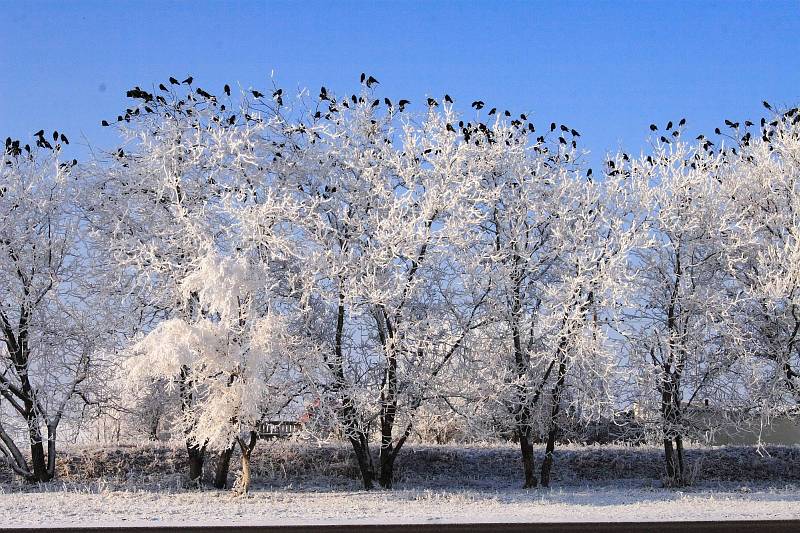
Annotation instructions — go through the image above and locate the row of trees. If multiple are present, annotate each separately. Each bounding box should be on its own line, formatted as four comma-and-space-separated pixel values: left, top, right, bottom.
2, 78, 799, 492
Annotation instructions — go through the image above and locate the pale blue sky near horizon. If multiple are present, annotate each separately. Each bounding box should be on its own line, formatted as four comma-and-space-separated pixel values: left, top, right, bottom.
1, 0, 799, 166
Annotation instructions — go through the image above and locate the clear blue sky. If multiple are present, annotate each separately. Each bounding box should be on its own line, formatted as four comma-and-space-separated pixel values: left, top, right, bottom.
2, 0, 799, 165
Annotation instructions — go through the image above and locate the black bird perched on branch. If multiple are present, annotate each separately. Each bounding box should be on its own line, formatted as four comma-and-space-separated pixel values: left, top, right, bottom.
444, 94, 453, 103
252, 90, 264, 98
360, 73, 366, 83
428, 98, 438, 107
679, 118, 686, 127
550, 122, 556, 132
224, 84, 231, 96
488, 108, 496, 116
398, 99, 410, 111
183, 76, 193, 85
666, 121, 673, 130
471, 100, 484, 110
366, 76, 379, 88
650, 124, 658, 131
101, 120, 109, 127
169, 77, 179, 85
159, 83, 168, 92
763, 100, 772, 110
320, 86, 329, 100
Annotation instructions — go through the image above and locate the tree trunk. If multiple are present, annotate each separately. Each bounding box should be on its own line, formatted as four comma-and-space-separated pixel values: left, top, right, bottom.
663, 437, 675, 480
186, 442, 205, 484
675, 434, 686, 484
540, 424, 558, 488
518, 430, 537, 488
29, 439, 50, 482
235, 432, 258, 495
379, 448, 395, 489
239, 447, 252, 495
540, 355, 567, 488
213, 445, 234, 489
28, 415, 51, 482
349, 433, 374, 490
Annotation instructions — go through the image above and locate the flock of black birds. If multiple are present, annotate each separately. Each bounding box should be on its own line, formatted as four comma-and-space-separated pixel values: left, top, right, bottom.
5, 74, 800, 183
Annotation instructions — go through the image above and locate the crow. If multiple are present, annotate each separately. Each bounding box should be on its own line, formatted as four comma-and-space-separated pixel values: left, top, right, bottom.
252, 90, 264, 98
488, 108, 496, 115
650, 124, 658, 131
224, 84, 231, 96
159, 83, 168, 92
471, 100, 484, 110
169, 77, 179, 85
444, 94, 453, 103
183, 76, 193, 85
366, 76, 379, 87
398, 99, 410, 111
428, 98, 438, 107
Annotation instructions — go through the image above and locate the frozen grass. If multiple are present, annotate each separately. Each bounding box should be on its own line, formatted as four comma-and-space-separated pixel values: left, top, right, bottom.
2, 442, 800, 526
5, 440, 800, 490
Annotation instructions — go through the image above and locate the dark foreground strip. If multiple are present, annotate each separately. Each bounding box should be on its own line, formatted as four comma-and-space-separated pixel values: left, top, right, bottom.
3, 522, 799, 533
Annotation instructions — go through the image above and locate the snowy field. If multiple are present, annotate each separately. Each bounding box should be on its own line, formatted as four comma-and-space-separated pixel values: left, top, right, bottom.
2, 442, 800, 526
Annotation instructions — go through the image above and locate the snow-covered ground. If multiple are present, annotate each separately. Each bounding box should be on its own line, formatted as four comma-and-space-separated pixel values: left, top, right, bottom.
2, 484, 800, 527
2, 442, 800, 526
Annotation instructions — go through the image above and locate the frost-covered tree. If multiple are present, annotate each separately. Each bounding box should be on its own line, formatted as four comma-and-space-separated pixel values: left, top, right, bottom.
0, 136, 105, 482
291, 87, 492, 489
88, 81, 302, 487
723, 107, 800, 434
621, 129, 752, 486
467, 121, 640, 487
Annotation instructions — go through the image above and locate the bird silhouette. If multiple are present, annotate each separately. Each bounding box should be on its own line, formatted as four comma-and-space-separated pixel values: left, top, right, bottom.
471, 100, 484, 110
428, 98, 438, 107
398, 99, 410, 111
650, 124, 658, 131
666, 121, 673, 130
679, 118, 686, 126
384, 98, 392, 107
224, 84, 231, 96
763, 101, 772, 110
550, 123, 556, 132
183, 76, 193, 85
366, 76, 379, 87
488, 108, 496, 116
159, 83, 168, 92
360, 73, 366, 83
444, 94, 453, 103
252, 90, 264, 98
446, 123, 456, 133
169, 77, 179, 85
60, 134, 68, 144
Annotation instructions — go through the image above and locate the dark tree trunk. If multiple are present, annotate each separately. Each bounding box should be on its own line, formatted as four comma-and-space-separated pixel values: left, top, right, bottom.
540, 356, 567, 488
29, 438, 50, 482
187, 442, 205, 484
518, 431, 537, 488
540, 424, 558, 488
349, 433, 374, 490
213, 445, 234, 489
663, 437, 676, 480
379, 450, 395, 489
